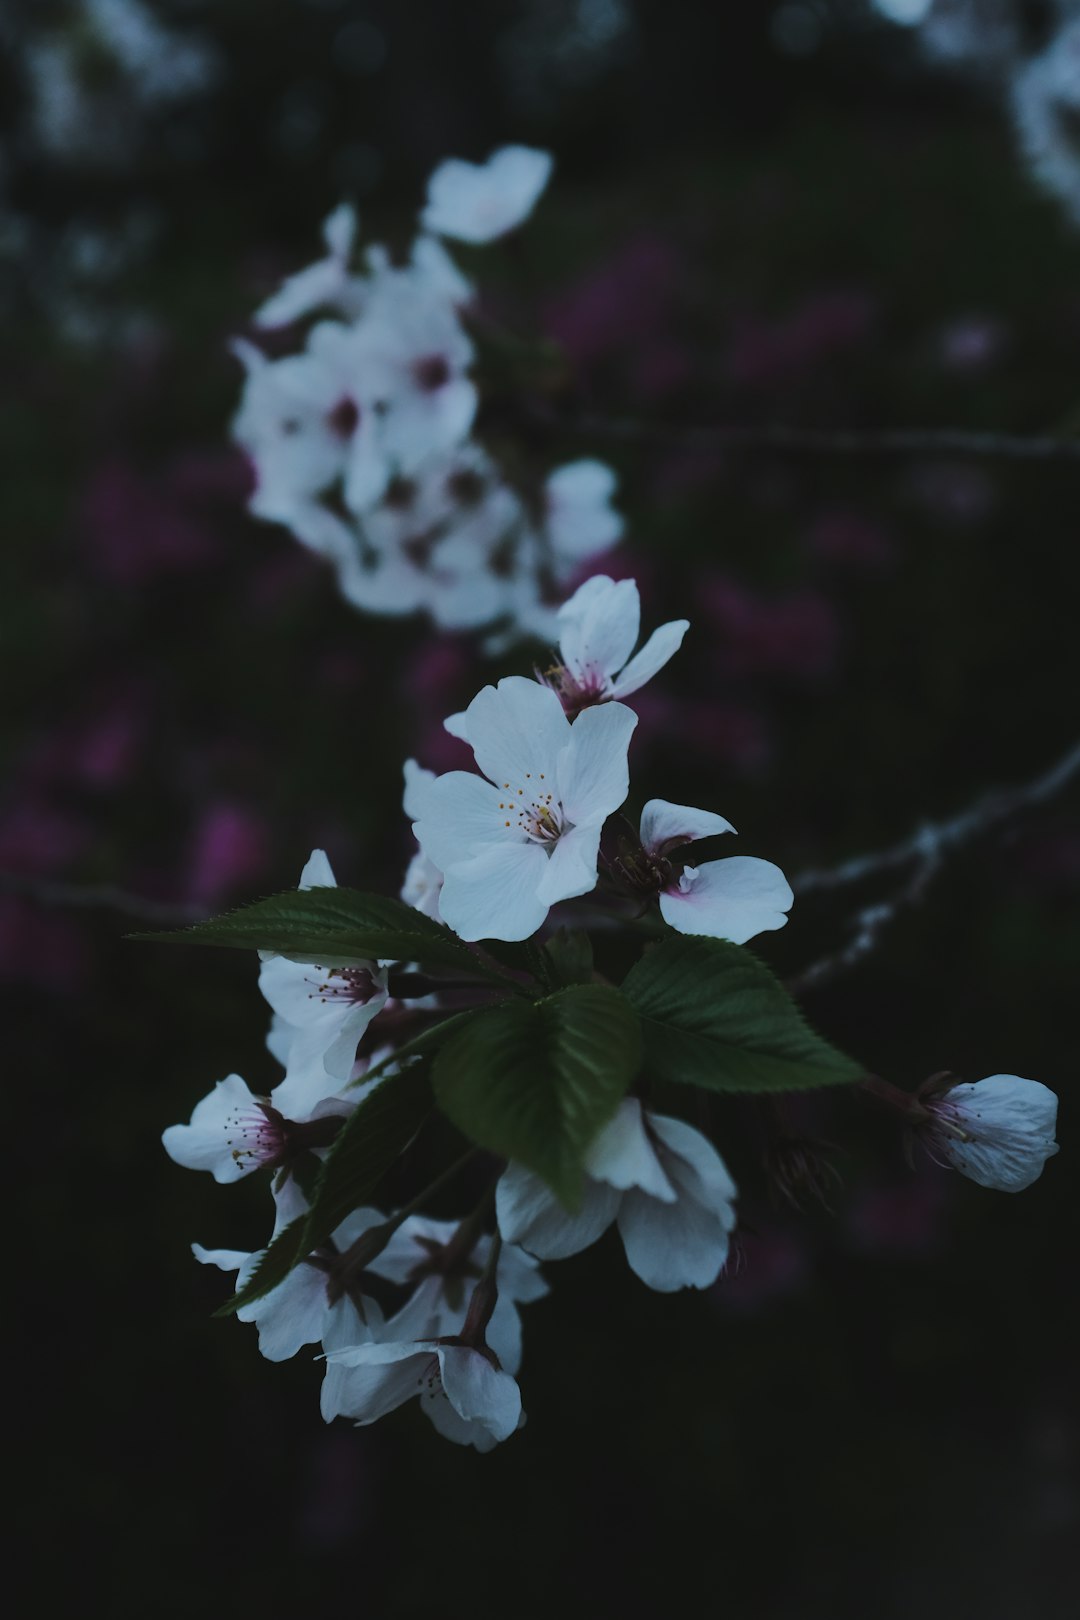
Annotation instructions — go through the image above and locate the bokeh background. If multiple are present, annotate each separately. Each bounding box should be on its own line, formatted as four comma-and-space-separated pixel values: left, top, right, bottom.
4, 2, 1079, 1613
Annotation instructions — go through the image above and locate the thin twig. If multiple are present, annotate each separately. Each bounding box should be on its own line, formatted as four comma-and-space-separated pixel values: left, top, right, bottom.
794, 737, 1080, 895
0, 872, 205, 925
543, 410, 1080, 463
788, 737, 1080, 994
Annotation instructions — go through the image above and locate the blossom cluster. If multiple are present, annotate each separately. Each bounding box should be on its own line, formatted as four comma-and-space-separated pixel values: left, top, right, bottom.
162, 573, 1059, 1452
233, 147, 625, 642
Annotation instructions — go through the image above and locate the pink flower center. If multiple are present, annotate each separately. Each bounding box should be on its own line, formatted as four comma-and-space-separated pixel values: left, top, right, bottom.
306, 965, 381, 1005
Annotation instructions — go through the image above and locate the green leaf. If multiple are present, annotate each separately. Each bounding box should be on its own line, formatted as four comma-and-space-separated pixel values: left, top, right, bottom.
431, 984, 641, 1207
217, 1061, 434, 1315
621, 936, 863, 1094
213, 1216, 308, 1317
542, 927, 595, 987
298, 1058, 435, 1253
134, 886, 509, 982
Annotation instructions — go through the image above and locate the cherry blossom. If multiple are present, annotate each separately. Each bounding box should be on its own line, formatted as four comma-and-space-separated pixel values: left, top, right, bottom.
420, 145, 553, 244
322, 1282, 523, 1452
161, 1072, 352, 1185
258, 851, 388, 1119
413, 676, 637, 940
193, 1196, 383, 1363
921, 1074, 1059, 1192
541, 574, 689, 715
497, 1097, 737, 1291
629, 797, 793, 945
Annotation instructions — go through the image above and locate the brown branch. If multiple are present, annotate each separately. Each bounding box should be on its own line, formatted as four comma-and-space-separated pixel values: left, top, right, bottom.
788, 737, 1080, 994
542, 410, 1080, 463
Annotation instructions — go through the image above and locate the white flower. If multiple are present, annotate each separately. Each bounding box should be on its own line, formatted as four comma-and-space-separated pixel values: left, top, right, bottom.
637, 798, 793, 945
420, 146, 553, 244
497, 1097, 737, 1291
543, 460, 624, 578
162, 1072, 353, 1185
337, 446, 524, 629
231, 325, 384, 526
193, 1197, 383, 1363
259, 851, 388, 1118
1010, 19, 1080, 228
253, 204, 363, 329
413, 676, 636, 941
541, 575, 689, 714
339, 254, 477, 512
922, 1074, 1060, 1192
360, 1214, 547, 1374
323, 1283, 523, 1453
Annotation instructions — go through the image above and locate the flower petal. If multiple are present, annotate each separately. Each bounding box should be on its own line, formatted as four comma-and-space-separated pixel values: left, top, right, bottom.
437, 1345, 522, 1442
660, 857, 793, 945
535, 822, 603, 906
584, 1097, 677, 1201
412, 769, 517, 873
438, 841, 551, 941
557, 701, 637, 826
639, 799, 735, 854
161, 1074, 262, 1184
460, 676, 570, 790
496, 1163, 620, 1259
617, 1186, 733, 1292
557, 575, 640, 687
648, 1113, 738, 1224
611, 619, 690, 699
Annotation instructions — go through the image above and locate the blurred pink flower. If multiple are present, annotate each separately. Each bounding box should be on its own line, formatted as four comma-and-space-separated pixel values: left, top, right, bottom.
806, 510, 896, 571
701, 576, 840, 680
187, 803, 271, 905
543, 235, 683, 370
727, 289, 875, 386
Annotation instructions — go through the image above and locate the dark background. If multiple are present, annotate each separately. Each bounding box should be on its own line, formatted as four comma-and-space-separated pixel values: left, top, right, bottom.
4, 2, 1078, 1614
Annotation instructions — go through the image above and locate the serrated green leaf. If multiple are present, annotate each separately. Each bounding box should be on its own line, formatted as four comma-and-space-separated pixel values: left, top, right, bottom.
298, 1058, 435, 1252
213, 1215, 308, 1317
431, 984, 641, 1207
621, 936, 863, 1094
134, 886, 513, 984
218, 1061, 435, 1315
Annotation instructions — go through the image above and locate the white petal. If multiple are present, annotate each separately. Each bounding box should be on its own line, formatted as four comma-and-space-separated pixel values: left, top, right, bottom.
438, 841, 551, 941
443, 709, 470, 741
535, 822, 602, 906
610, 619, 690, 698
238, 1260, 331, 1361
936, 1075, 1059, 1192
402, 759, 437, 821
437, 1345, 522, 1441
557, 575, 640, 686
322, 202, 357, 261
648, 1112, 738, 1222
191, 1243, 249, 1273
421, 145, 553, 244
617, 1187, 732, 1292
496, 1164, 620, 1259
412, 769, 518, 873
660, 857, 793, 945
485, 1295, 524, 1377
460, 676, 570, 791
299, 849, 337, 890
557, 701, 637, 826
161, 1074, 262, 1184
584, 1097, 677, 1201
639, 799, 735, 854
321, 1341, 433, 1424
